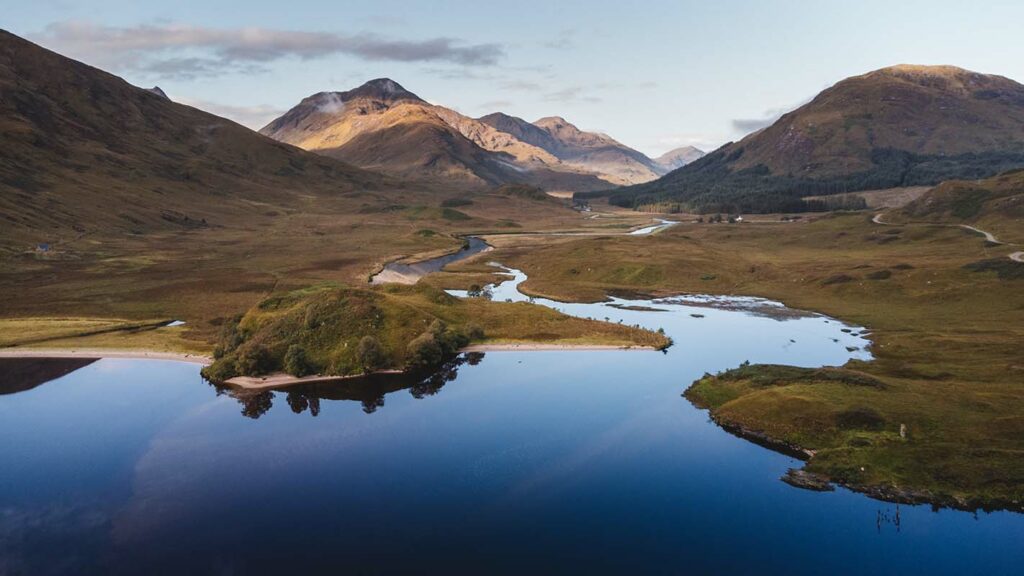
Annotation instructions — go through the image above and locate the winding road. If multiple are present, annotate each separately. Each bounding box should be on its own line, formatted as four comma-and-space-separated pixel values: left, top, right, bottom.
873, 212, 1021, 262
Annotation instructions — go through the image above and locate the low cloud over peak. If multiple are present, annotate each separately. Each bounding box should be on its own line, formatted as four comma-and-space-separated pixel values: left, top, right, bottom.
31, 21, 505, 79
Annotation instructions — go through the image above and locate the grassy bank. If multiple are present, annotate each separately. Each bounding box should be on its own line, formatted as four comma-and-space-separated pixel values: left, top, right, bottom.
202, 282, 669, 382
472, 212, 1024, 510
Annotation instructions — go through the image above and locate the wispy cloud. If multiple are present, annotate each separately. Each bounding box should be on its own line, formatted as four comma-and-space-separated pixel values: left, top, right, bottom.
500, 79, 543, 91
543, 86, 602, 104
31, 21, 505, 79
650, 133, 722, 157
177, 97, 287, 130
731, 99, 810, 134
479, 99, 513, 111
542, 29, 577, 50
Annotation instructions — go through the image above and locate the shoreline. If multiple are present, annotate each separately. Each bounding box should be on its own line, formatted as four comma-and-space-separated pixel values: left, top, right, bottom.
224, 370, 405, 391
0, 348, 211, 364
0, 342, 656, 392
686, 386, 1024, 514
461, 343, 657, 352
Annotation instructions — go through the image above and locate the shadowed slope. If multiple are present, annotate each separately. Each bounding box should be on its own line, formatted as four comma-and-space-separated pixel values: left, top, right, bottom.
0, 29, 383, 252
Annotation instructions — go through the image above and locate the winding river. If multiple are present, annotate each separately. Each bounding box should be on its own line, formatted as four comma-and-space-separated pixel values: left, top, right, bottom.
1, 263, 1022, 573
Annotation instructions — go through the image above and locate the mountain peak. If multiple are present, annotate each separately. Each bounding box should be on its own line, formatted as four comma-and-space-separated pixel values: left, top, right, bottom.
853, 64, 1019, 94
146, 86, 169, 100
534, 116, 575, 130
344, 78, 422, 103
875, 64, 972, 77
654, 146, 705, 171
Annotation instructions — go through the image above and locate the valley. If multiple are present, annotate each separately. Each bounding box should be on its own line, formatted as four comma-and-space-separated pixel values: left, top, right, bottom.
1, 12, 1023, 574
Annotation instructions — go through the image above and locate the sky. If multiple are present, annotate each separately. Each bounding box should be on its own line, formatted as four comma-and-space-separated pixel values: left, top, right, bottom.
6, 0, 1024, 157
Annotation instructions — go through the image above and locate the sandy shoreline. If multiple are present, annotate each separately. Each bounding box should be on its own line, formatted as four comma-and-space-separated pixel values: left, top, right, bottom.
462, 343, 657, 352
0, 348, 212, 365
224, 370, 404, 391
0, 342, 655, 391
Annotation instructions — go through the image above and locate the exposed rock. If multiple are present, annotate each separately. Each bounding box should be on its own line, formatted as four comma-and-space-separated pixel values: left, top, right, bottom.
782, 469, 834, 492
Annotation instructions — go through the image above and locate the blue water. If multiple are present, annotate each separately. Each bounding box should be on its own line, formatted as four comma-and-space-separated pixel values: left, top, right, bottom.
1, 272, 1021, 575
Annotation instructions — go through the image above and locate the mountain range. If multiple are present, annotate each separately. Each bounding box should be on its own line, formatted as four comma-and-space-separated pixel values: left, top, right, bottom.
3, 25, 1023, 227
260, 79, 698, 191
607, 64, 1024, 213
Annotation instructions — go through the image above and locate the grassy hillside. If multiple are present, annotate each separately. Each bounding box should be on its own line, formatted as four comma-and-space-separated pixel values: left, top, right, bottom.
898, 169, 1024, 243
0, 29, 385, 253
603, 65, 1024, 213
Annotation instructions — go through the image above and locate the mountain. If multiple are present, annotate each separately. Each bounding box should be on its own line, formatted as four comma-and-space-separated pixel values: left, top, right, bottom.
606, 65, 1024, 213
476, 112, 562, 153
478, 114, 665, 185
262, 81, 660, 190
261, 79, 612, 191
262, 82, 515, 186
654, 146, 705, 171
0, 29, 383, 251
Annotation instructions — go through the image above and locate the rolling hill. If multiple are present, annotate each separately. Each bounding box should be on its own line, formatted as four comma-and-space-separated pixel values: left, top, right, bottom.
900, 169, 1024, 244
606, 65, 1024, 213
0, 29, 384, 252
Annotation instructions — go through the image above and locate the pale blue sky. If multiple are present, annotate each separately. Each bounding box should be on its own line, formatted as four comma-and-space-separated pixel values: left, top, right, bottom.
6, 0, 1024, 156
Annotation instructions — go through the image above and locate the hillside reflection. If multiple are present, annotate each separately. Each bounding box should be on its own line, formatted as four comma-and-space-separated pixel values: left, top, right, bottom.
0, 358, 98, 395
214, 352, 485, 419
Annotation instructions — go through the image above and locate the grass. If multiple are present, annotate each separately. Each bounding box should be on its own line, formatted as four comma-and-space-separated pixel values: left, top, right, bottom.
0, 190, 655, 352
469, 211, 1024, 510
202, 281, 668, 381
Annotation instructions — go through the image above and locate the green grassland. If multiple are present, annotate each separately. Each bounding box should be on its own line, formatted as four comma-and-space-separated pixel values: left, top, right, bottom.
464, 211, 1024, 510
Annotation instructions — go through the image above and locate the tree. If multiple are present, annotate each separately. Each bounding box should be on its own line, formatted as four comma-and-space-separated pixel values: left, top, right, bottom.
407, 332, 442, 368
235, 343, 273, 376
284, 344, 314, 377
356, 335, 386, 373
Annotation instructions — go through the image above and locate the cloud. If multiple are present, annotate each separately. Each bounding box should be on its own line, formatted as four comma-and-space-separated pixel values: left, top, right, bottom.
479, 99, 513, 110
731, 114, 781, 134
500, 79, 543, 91
650, 133, 723, 157
424, 67, 498, 81
542, 29, 577, 50
177, 97, 287, 130
731, 99, 810, 134
543, 86, 602, 104
140, 57, 268, 80
31, 21, 505, 78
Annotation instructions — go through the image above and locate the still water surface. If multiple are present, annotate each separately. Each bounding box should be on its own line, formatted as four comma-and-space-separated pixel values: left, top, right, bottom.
1, 269, 1021, 575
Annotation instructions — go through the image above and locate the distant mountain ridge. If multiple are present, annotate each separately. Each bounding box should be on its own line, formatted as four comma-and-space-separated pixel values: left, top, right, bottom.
654, 146, 705, 171
606, 64, 1024, 213
262, 79, 665, 190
